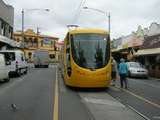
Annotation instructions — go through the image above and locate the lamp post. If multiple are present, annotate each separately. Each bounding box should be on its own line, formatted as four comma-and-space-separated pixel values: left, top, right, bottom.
83, 7, 110, 33
21, 8, 50, 48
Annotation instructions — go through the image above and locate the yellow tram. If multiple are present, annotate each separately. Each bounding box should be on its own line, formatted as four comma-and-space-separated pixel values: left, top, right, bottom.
62, 28, 111, 88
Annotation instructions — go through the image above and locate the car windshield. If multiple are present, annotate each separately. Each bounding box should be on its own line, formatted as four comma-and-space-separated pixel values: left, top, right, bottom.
129, 62, 142, 68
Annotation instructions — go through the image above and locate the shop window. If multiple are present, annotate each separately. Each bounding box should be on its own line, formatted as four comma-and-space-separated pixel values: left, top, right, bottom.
51, 41, 53, 47
33, 38, 38, 47
28, 52, 32, 59
41, 40, 43, 47
49, 54, 55, 59
17, 38, 20, 42
21, 54, 24, 61
1, 22, 4, 35
152, 65, 156, 69
0, 20, 1, 34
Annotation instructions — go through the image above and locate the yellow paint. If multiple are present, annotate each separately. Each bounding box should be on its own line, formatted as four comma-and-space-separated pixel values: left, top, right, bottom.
69, 28, 108, 34
53, 67, 59, 120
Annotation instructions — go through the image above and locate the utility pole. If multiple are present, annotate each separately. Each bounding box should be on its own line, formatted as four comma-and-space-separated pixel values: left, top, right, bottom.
21, 9, 24, 49
108, 12, 110, 34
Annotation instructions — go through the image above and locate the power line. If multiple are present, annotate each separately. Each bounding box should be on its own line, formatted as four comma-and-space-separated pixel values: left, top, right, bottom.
72, 0, 87, 24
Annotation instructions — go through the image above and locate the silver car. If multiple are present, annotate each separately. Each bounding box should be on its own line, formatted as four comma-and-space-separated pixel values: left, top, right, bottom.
126, 62, 148, 78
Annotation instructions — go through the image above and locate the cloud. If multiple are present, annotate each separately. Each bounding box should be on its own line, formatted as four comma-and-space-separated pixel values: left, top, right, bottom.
3, 0, 160, 39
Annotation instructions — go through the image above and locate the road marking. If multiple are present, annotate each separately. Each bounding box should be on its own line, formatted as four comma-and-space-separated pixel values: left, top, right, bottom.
127, 105, 151, 120
53, 66, 59, 120
83, 97, 125, 107
114, 86, 160, 109
153, 116, 160, 119
129, 78, 160, 89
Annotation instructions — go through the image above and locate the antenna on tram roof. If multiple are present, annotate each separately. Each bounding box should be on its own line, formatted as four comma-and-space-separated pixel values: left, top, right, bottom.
67, 24, 79, 30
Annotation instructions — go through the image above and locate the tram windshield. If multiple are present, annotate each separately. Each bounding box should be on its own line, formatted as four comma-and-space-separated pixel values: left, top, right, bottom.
71, 33, 110, 69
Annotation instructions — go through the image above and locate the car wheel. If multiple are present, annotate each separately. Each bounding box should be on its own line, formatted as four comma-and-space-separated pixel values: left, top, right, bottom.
17, 69, 21, 77
35, 65, 38, 68
46, 65, 49, 68
128, 71, 131, 77
4, 77, 10, 82
24, 67, 28, 74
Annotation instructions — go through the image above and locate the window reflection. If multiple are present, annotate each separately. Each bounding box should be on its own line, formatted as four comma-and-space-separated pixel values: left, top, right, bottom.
71, 33, 110, 69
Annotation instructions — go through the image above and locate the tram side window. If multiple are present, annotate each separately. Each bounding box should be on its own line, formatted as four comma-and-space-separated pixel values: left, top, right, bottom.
66, 48, 72, 76
66, 33, 69, 45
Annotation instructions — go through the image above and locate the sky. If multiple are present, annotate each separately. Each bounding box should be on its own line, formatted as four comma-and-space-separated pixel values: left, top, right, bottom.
3, 0, 160, 40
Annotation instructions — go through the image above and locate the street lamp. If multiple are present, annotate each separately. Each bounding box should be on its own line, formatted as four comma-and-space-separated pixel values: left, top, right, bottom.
83, 7, 110, 34
21, 8, 50, 48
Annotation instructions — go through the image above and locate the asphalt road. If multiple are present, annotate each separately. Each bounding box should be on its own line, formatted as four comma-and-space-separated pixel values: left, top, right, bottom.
0, 66, 55, 120
108, 77, 160, 120
1, 64, 159, 120
58, 67, 145, 120
0, 64, 93, 120
58, 67, 94, 120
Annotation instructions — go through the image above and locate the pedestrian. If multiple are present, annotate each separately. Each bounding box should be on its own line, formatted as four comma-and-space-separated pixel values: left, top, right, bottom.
118, 58, 128, 89
111, 57, 117, 86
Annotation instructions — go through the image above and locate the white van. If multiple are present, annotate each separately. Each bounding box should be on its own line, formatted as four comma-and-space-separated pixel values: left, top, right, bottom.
0, 50, 28, 76
33, 50, 49, 68
0, 54, 10, 82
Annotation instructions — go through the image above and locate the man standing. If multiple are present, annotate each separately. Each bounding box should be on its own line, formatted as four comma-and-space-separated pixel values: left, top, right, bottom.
118, 58, 128, 89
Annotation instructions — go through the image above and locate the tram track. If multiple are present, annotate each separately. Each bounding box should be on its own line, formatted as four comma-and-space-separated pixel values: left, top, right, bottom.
108, 86, 160, 120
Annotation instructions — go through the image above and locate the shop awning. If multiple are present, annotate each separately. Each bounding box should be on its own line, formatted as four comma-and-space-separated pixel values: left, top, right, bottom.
135, 48, 160, 56
0, 35, 20, 47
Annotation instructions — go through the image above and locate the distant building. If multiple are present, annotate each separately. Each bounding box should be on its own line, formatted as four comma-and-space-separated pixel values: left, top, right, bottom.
111, 22, 160, 62
13, 29, 59, 62
111, 22, 160, 78
111, 32, 143, 62
56, 41, 64, 61
143, 22, 160, 36
0, 0, 17, 49
135, 34, 160, 78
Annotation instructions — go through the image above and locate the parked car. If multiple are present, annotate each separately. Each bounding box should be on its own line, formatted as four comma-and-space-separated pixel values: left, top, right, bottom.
33, 50, 49, 68
0, 50, 28, 76
126, 62, 148, 78
0, 54, 10, 82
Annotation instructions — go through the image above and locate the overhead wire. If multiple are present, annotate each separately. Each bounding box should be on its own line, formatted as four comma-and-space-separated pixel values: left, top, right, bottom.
72, 0, 87, 24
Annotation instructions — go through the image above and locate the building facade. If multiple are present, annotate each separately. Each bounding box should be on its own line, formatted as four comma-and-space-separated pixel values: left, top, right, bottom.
135, 34, 160, 78
111, 28, 144, 62
112, 22, 160, 78
13, 29, 59, 62
0, 0, 16, 49
56, 41, 64, 61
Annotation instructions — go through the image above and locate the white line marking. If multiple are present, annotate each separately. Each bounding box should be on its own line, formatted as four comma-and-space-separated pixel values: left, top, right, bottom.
83, 97, 125, 107
129, 78, 160, 89
127, 105, 151, 120
153, 116, 160, 119
113, 86, 160, 109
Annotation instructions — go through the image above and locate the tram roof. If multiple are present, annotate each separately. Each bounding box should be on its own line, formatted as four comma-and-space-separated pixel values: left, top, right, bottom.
68, 28, 108, 34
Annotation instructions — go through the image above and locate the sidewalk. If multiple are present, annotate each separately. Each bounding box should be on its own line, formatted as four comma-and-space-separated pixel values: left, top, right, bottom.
149, 77, 160, 81
79, 92, 145, 120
